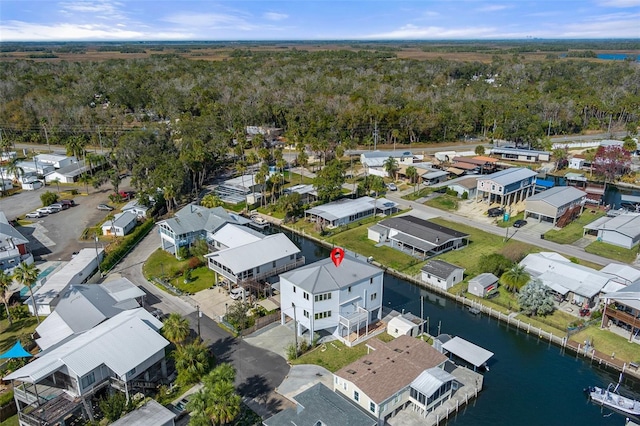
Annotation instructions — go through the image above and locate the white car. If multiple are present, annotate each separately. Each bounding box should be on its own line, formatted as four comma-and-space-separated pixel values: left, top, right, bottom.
230, 287, 246, 300
47, 204, 63, 213
36, 207, 55, 214
26, 211, 45, 218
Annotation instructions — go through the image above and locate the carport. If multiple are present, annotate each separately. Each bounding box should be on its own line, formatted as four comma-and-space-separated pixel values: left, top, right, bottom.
441, 337, 493, 372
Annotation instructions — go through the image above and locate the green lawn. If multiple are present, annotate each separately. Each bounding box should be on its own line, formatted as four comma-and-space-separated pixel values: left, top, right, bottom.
283, 171, 314, 186
424, 194, 458, 211
585, 241, 638, 263
496, 211, 525, 228
143, 249, 190, 280
543, 211, 605, 244
290, 339, 369, 372
573, 326, 640, 363
0, 317, 38, 353
403, 187, 434, 201
0, 415, 18, 426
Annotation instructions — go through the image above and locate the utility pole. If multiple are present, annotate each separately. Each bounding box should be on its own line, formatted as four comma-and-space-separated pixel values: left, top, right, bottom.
97, 126, 104, 154
42, 124, 51, 153
196, 305, 201, 341
420, 296, 424, 338
373, 121, 378, 151
292, 303, 298, 358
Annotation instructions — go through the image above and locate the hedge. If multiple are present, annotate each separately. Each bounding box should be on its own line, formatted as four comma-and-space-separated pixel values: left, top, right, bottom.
100, 219, 155, 273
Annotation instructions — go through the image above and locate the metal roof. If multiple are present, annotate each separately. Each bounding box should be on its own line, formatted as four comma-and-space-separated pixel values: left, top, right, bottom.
411, 367, 457, 397
469, 273, 499, 288
378, 215, 469, 247
49, 160, 91, 178
205, 233, 300, 273
422, 170, 449, 179
477, 167, 537, 186
441, 336, 493, 368
0, 213, 29, 245
211, 223, 264, 248
5, 309, 167, 382
263, 383, 376, 426
110, 400, 176, 426
594, 213, 640, 238
306, 196, 386, 222
420, 260, 464, 279
490, 147, 550, 156
280, 256, 382, 294
600, 264, 640, 284
526, 186, 586, 208
159, 205, 249, 236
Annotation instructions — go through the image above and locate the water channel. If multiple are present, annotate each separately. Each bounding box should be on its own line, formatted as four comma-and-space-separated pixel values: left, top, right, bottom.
281, 228, 638, 425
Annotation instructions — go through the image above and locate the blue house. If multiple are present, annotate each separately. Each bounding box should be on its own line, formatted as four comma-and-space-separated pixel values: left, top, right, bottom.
475, 168, 538, 206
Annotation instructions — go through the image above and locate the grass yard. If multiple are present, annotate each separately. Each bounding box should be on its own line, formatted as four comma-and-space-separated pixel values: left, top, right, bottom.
290, 339, 368, 372
403, 187, 434, 201
283, 171, 314, 186
543, 211, 605, 244
572, 327, 640, 363
429, 218, 538, 275
173, 267, 216, 293
0, 415, 18, 426
424, 194, 458, 210
143, 249, 190, 280
0, 317, 38, 353
585, 241, 638, 263
496, 211, 525, 228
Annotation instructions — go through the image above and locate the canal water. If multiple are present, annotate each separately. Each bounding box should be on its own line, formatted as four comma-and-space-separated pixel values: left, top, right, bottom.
282, 228, 638, 425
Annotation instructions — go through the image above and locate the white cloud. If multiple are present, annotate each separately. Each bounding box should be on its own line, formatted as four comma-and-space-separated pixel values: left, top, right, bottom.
363, 24, 498, 40
162, 12, 257, 31
422, 10, 441, 17
263, 12, 288, 21
596, 0, 640, 7
476, 4, 511, 12
58, 0, 127, 20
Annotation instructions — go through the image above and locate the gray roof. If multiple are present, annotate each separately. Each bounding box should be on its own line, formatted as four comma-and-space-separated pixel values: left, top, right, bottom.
280, 255, 382, 294
526, 186, 586, 207
422, 170, 449, 179
263, 383, 376, 426
103, 211, 137, 230
111, 400, 175, 426
50, 160, 91, 178
0, 213, 29, 245
378, 215, 468, 247
595, 213, 640, 238
159, 204, 249, 235
441, 336, 494, 368
411, 367, 457, 397
469, 273, 499, 288
477, 168, 538, 186
490, 147, 550, 156
5, 309, 167, 382
603, 280, 640, 311
421, 260, 464, 279
306, 196, 380, 222
361, 150, 413, 159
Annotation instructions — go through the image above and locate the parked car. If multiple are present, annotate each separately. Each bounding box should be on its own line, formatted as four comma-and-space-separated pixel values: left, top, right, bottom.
119, 190, 135, 200
37, 207, 56, 214
172, 397, 190, 419
59, 199, 75, 207
50, 203, 69, 210
579, 308, 591, 317
97, 204, 115, 211
513, 219, 528, 228
387, 183, 398, 191
487, 207, 504, 217
230, 287, 246, 300
26, 211, 45, 218
47, 204, 63, 212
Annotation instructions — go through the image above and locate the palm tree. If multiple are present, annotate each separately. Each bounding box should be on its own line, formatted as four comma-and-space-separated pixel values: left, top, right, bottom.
185, 391, 211, 426
500, 264, 530, 292
406, 166, 418, 193
204, 363, 236, 387
12, 262, 40, 324
5, 158, 24, 183
51, 177, 61, 193
174, 340, 209, 386
201, 194, 223, 208
207, 380, 241, 425
163, 313, 191, 346
0, 270, 14, 325
384, 156, 399, 181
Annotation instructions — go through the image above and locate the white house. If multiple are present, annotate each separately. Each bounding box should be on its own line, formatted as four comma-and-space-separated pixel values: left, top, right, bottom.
334, 335, 454, 425
420, 260, 465, 290
583, 213, 640, 249
122, 199, 151, 219
102, 211, 138, 236
208, 223, 264, 251
0, 211, 34, 273
44, 160, 91, 184
360, 150, 421, 177
569, 157, 585, 169
387, 314, 419, 338
206, 233, 303, 285
1, 151, 17, 162
26, 248, 104, 316
468, 273, 499, 298
214, 174, 263, 205
5, 309, 169, 425
305, 196, 398, 228
279, 256, 384, 346
524, 186, 586, 225
34, 154, 77, 169
489, 147, 551, 162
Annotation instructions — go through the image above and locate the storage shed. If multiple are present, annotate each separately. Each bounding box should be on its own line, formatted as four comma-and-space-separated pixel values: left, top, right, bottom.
468, 273, 499, 297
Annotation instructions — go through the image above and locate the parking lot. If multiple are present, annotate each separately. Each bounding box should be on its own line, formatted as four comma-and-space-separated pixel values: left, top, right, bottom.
2, 179, 136, 261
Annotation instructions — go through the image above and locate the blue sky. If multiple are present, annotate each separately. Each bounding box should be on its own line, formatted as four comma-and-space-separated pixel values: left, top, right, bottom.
0, 0, 638, 41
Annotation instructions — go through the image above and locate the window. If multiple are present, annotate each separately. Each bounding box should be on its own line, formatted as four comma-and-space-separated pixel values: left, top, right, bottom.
304, 292, 310, 300
370, 277, 373, 284
293, 287, 296, 293
370, 293, 377, 301
315, 293, 331, 302
256, 266, 260, 273
272, 261, 276, 267
304, 310, 309, 318
81, 372, 95, 389
354, 391, 359, 401
290, 254, 294, 260
370, 402, 376, 413
314, 310, 332, 320
348, 286, 352, 293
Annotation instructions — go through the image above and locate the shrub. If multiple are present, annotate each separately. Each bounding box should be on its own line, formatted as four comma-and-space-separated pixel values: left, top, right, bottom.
0, 390, 14, 407
40, 191, 58, 206
188, 257, 203, 269
100, 219, 154, 272
461, 191, 469, 200
177, 246, 189, 260
286, 343, 299, 361
9, 303, 30, 319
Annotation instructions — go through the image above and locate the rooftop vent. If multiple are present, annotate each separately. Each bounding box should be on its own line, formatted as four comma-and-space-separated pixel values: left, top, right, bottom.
347, 369, 357, 375
363, 360, 372, 365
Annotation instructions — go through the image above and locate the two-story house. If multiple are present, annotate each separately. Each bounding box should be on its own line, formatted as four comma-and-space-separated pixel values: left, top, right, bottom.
5, 308, 169, 426
475, 167, 538, 207
279, 256, 384, 346
0, 211, 34, 272
524, 186, 586, 226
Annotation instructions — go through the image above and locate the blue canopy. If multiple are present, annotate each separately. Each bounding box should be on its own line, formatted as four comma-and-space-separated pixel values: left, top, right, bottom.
0, 341, 32, 359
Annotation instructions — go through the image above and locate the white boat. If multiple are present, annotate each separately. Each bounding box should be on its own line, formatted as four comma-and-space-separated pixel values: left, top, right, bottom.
586, 383, 640, 416
249, 215, 269, 229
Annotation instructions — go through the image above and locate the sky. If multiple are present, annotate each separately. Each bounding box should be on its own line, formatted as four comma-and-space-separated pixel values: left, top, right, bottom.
0, 0, 639, 42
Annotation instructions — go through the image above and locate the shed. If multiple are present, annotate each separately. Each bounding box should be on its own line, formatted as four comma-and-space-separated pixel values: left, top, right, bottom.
387, 315, 419, 338
421, 260, 465, 290
441, 336, 494, 371
468, 273, 499, 297
101, 211, 137, 237
111, 400, 175, 426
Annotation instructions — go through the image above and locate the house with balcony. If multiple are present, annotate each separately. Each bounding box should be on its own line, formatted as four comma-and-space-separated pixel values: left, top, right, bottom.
157, 204, 250, 258
0, 211, 34, 273
4, 308, 169, 426
206, 233, 303, 286
279, 256, 384, 346
600, 281, 640, 342
334, 335, 457, 425
524, 186, 586, 226
34, 277, 145, 350
475, 168, 538, 206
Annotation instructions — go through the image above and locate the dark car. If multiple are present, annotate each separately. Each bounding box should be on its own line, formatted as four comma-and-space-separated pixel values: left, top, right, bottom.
513, 219, 528, 228
487, 207, 504, 218
97, 204, 115, 211
579, 308, 591, 317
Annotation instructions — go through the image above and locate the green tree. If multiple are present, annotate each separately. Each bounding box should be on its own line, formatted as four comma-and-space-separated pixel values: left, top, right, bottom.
383, 157, 399, 180
0, 270, 14, 325
474, 145, 485, 155
226, 300, 253, 331
623, 137, 637, 153
12, 262, 40, 324
478, 253, 513, 277
517, 279, 555, 316
277, 193, 302, 222
190, 238, 210, 261
500, 264, 530, 292
187, 364, 241, 426
51, 177, 61, 193
201, 194, 223, 208
40, 190, 58, 206
296, 150, 309, 183
175, 340, 210, 386
163, 313, 191, 346
5, 158, 24, 182
98, 391, 130, 422
406, 165, 418, 193
313, 159, 345, 203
